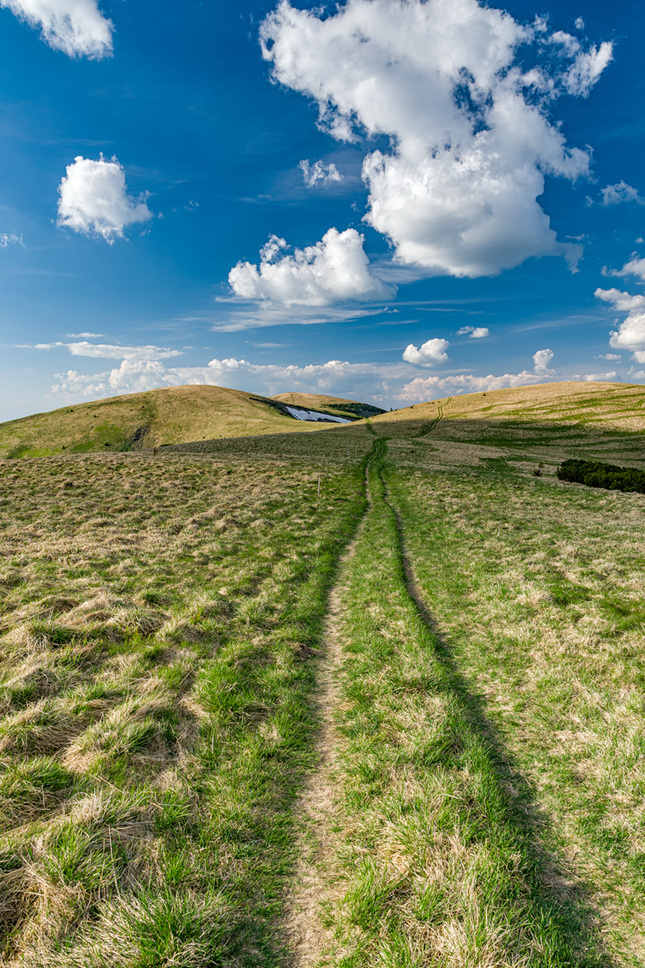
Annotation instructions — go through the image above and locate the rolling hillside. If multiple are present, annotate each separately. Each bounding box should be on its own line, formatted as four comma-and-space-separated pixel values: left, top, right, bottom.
0, 385, 374, 459
370, 380, 645, 464
373, 380, 645, 434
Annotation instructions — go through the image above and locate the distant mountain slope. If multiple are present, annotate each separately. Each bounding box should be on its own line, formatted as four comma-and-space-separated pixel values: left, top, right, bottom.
0, 385, 343, 459
271, 392, 386, 420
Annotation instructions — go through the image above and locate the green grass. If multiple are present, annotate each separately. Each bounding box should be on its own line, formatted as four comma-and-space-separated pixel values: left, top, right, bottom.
384, 444, 645, 965
2, 381, 645, 965
0, 446, 372, 965
307, 438, 612, 967
0, 384, 370, 459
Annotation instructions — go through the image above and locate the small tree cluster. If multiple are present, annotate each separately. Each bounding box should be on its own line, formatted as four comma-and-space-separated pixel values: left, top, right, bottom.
557, 459, 645, 494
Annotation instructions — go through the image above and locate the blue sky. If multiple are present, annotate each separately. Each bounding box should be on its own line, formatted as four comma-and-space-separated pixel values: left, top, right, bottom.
0, 0, 644, 420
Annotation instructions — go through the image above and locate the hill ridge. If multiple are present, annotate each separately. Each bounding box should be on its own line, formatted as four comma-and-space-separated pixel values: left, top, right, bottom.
0, 384, 375, 459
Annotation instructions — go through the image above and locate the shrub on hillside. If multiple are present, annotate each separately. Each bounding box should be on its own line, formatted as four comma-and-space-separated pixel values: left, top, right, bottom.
557, 459, 645, 494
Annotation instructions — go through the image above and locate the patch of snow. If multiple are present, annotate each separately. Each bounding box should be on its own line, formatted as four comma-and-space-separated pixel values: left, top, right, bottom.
284, 405, 351, 423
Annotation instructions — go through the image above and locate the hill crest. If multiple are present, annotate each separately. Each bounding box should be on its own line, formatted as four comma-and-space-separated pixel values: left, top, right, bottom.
0, 384, 374, 459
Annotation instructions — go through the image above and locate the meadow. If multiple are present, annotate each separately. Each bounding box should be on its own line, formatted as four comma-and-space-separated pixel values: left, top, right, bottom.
0, 386, 381, 460
0, 382, 644, 966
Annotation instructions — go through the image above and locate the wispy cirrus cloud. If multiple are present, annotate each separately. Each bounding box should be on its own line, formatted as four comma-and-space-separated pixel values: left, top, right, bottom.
0, 233, 23, 247
18, 341, 181, 361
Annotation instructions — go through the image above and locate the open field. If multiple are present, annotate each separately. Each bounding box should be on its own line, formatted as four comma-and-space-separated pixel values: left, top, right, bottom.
1, 382, 644, 966
0, 386, 379, 460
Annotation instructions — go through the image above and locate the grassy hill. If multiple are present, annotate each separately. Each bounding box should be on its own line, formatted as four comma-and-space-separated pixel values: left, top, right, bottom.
1, 380, 645, 966
0, 384, 362, 459
271, 391, 385, 420
373, 379, 645, 434
370, 380, 645, 465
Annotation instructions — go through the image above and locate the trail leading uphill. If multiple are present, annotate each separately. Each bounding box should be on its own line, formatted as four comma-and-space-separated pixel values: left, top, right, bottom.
284, 432, 611, 967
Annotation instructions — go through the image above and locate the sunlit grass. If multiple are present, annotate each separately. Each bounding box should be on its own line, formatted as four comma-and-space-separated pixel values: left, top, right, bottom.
385, 443, 645, 965
2, 385, 645, 966
0, 449, 369, 965
305, 440, 611, 967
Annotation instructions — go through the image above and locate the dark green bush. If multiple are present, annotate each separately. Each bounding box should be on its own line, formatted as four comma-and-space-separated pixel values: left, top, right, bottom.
557, 459, 645, 494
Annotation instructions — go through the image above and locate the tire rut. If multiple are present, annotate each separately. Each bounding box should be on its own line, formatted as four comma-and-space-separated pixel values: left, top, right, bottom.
282, 441, 378, 968
414, 395, 452, 437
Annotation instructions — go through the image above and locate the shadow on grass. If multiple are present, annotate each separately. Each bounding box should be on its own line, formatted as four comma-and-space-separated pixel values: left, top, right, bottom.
378, 462, 615, 968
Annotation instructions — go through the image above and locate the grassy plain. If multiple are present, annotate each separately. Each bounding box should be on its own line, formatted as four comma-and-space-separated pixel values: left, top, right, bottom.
1, 382, 644, 966
373, 381, 645, 441
290, 398, 645, 967
310, 442, 612, 967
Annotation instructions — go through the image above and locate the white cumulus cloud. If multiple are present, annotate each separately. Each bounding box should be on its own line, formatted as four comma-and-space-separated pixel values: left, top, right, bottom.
562, 41, 613, 97
228, 228, 394, 306
533, 347, 554, 373
0, 0, 112, 58
261, 0, 609, 278
299, 159, 343, 188
400, 346, 559, 402
57, 156, 152, 243
402, 338, 449, 365
45, 350, 630, 410
52, 356, 414, 403
580, 371, 618, 382
613, 256, 645, 282
457, 325, 490, 338
596, 287, 645, 352
600, 182, 643, 207
400, 370, 547, 401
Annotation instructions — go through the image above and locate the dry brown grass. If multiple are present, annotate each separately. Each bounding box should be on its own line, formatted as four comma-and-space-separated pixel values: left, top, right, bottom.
0, 384, 338, 459
373, 381, 645, 435
0, 447, 368, 965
